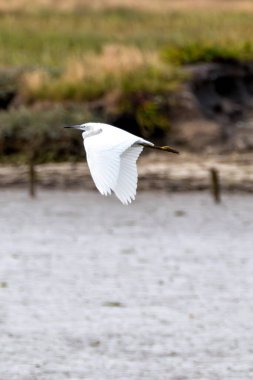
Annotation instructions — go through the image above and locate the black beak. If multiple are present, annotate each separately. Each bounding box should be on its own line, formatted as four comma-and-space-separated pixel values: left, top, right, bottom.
64, 125, 82, 129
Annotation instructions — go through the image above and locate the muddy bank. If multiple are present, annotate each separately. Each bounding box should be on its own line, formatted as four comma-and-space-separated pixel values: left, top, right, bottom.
0, 190, 253, 379
1, 152, 253, 192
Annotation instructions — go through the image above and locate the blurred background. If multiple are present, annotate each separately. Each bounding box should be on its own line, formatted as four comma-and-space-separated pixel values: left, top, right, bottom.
1, 0, 253, 188
1, 1, 253, 379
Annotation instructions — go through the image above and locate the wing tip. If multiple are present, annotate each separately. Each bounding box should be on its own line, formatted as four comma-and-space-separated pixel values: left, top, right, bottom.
117, 192, 136, 205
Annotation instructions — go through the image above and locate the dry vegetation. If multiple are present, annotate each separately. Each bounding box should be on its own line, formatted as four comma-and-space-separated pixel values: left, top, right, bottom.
20, 45, 181, 102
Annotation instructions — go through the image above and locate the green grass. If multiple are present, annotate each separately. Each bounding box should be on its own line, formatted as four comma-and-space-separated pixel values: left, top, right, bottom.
0, 9, 159, 67
1, 8, 253, 67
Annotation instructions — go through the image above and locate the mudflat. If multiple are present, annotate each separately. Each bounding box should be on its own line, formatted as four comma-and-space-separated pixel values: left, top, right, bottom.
0, 190, 253, 379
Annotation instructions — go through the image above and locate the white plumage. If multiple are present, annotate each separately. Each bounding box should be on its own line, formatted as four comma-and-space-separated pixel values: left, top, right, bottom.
65, 122, 178, 205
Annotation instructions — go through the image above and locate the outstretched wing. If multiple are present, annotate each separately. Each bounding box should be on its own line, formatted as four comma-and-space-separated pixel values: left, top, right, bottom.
85, 148, 120, 196
83, 130, 137, 197
114, 145, 143, 205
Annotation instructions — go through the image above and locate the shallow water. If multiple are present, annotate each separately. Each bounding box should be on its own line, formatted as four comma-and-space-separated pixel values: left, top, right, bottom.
0, 190, 253, 380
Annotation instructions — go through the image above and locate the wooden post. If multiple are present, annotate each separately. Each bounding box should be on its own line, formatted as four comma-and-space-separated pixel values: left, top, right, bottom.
28, 151, 36, 198
210, 167, 221, 204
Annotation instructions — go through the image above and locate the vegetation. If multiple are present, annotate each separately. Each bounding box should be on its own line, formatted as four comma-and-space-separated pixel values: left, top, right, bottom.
1, 2, 253, 162
1, 9, 253, 67
0, 105, 91, 163
19, 46, 182, 101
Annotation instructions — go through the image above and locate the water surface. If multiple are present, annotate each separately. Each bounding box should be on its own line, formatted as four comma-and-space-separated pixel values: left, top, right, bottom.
0, 190, 253, 379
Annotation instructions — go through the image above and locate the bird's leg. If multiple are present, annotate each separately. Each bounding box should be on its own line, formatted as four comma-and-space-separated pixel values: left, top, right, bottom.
139, 143, 179, 154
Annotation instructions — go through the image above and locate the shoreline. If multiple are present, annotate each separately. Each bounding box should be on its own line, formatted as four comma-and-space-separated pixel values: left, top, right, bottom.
1, 152, 253, 192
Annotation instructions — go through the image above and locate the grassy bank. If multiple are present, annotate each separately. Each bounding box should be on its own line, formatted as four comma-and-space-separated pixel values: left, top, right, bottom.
1, 4, 253, 162
1, 7, 253, 103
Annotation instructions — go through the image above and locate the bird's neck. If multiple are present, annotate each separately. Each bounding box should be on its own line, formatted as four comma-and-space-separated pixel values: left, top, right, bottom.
82, 128, 102, 140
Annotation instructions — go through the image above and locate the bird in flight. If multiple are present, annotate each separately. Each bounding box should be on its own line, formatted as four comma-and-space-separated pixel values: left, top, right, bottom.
65, 122, 179, 205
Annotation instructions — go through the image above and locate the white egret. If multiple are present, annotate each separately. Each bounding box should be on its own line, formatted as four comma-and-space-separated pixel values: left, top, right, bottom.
65, 122, 178, 205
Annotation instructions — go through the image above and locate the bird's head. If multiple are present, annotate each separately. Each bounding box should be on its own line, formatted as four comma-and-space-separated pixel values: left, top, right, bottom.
65, 122, 102, 138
